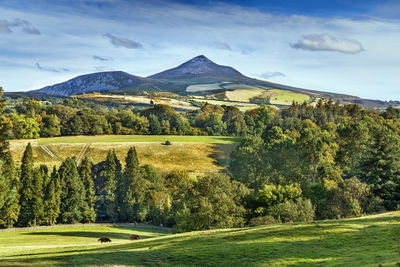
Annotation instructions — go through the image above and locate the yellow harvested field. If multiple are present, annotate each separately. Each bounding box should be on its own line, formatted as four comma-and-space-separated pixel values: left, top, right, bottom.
9, 140, 236, 175
225, 88, 265, 102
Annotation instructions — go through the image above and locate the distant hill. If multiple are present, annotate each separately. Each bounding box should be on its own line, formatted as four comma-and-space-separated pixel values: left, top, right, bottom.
34, 71, 156, 96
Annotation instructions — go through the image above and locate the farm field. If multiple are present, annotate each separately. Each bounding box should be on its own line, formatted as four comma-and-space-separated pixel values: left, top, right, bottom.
194, 99, 259, 111
1, 212, 399, 266
225, 87, 265, 102
9, 135, 239, 174
186, 82, 224, 92
268, 89, 311, 105
77, 94, 198, 111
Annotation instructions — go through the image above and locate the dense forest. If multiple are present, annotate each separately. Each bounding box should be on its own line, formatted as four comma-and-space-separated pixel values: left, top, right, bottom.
1, 87, 400, 231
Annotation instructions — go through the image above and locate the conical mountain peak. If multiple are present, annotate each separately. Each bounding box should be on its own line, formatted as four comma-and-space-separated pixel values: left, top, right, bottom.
148, 55, 244, 80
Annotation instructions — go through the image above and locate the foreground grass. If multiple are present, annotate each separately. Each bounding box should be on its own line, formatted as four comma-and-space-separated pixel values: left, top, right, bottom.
1, 212, 400, 266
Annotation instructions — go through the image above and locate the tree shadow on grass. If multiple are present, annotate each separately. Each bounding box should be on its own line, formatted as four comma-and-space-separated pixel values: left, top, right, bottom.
24, 226, 167, 239
208, 143, 237, 167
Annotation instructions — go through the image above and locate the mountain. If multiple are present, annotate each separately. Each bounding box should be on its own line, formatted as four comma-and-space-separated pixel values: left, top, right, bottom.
33, 55, 380, 106
34, 55, 327, 97
34, 71, 152, 96
148, 55, 245, 81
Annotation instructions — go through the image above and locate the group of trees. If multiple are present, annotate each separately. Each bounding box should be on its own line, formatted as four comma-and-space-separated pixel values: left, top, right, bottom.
4, 98, 249, 138
230, 100, 400, 223
2, 87, 400, 231
0, 143, 248, 231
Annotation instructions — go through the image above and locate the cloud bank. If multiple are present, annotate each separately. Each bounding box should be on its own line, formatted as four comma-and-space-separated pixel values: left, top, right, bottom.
103, 33, 143, 49
290, 34, 364, 54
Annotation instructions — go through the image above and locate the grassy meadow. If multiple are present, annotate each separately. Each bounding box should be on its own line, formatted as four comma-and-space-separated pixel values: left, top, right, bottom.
269, 89, 311, 105
9, 135, 239, 174
225, 87, 265, 102
1, 212, 399, 266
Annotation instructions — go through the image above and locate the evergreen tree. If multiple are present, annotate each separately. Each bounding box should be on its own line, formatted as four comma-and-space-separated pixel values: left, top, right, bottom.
359, 125, 400, 209
148, 114, 162, 135
119, 147, 147, 222
18, 143, 36, 226
58, 157, 85, 223
43, 167, 61, 225
94, 150, 121, 222
0, 153, 20, 228
31, 166, 45, 225
78, 156, 96, 223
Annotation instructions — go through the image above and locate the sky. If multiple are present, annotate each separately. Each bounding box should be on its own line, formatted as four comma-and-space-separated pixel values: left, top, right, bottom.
0, 0, 399, 100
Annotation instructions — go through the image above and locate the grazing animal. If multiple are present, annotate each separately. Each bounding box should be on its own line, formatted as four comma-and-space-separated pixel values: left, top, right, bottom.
98, 237, 112, 243
130, 234, 140, 240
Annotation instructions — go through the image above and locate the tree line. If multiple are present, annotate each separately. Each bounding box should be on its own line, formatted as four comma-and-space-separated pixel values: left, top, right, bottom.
3, 97, 247, 138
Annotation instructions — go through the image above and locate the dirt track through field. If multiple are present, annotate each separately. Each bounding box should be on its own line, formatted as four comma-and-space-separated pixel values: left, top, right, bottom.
76, 143, 91, 164
40, 145, 63, 162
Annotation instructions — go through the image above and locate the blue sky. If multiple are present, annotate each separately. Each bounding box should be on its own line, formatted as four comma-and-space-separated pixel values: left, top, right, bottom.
0, 0, 399, 100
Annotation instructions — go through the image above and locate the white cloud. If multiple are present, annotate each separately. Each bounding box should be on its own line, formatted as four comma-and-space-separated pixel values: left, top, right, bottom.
103, 33, 143, 49
36, 63, 69, 73
290, 34, 364, 54
10, 18, 40, 34
0, 18, 40, 34
93, 55, 113, 61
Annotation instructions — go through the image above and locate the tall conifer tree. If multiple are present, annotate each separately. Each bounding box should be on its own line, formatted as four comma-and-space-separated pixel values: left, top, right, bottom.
58, 157, 85, 223
18, 143, 36, 226
95, 150, 121, 222
43, 167, 61, 225
78, 156, 96, 223
119, 147, 147, 222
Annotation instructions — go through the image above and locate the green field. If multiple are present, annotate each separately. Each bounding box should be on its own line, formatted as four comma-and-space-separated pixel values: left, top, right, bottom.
9, 135, 240, 174
1, 212, 399, 266
225, 87, 265, 102
186, 83, 223, 92
269, 89, 311, 105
